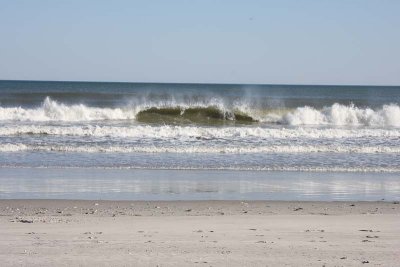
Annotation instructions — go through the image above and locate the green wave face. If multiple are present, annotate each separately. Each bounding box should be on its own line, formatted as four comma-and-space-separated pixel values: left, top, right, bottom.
136, 106, 257, 125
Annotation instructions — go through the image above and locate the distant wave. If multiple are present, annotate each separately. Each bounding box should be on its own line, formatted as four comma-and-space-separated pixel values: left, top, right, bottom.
0, 97, 399, 127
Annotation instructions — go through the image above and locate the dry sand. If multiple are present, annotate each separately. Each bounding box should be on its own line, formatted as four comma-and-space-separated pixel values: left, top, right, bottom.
0, 200, 399, 266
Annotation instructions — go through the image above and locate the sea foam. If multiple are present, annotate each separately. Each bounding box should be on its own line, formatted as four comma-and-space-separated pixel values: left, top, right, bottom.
1, 124, 400, 139
1, 142, 400, 154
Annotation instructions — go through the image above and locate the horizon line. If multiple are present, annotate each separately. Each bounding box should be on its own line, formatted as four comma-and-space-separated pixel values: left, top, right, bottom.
0, 79, 399, 87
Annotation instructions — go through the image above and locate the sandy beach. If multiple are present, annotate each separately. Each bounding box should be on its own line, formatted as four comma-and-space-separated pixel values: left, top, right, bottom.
0, 200, 399, 266
2, 1, 400, 266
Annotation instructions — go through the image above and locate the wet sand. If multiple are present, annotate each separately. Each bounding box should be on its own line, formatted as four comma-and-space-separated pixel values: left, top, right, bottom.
0, 200, 399, 266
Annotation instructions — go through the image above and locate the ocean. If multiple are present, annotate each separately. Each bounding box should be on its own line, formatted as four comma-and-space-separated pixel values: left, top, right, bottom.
0, 80, 399, 200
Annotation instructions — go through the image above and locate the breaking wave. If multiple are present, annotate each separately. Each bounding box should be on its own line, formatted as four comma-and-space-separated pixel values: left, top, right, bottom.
136, 106, 255, 123
283, 103, 400, 127
0, 97, 399, 127
0, 97, 136, 122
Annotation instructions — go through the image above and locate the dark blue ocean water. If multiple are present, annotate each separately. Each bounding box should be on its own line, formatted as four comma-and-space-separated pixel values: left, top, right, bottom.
1, 80, 399, 108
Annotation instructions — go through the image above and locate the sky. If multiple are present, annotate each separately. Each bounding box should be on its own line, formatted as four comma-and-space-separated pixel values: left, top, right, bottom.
0, 0, 399, 85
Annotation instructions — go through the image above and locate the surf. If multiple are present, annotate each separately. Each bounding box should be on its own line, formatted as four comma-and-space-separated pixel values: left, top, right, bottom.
0, 97, 399, 127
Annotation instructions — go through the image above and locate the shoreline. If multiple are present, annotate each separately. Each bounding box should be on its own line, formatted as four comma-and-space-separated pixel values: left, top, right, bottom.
1, 200, 399, 266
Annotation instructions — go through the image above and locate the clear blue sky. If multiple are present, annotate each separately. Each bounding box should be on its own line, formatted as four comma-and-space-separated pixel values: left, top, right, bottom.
0, 0, 399, 85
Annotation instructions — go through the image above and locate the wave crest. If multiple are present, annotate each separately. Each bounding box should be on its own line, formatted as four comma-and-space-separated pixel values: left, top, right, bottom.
0, 97, 136, 121
0, 97, 399, 127
284, 103, 400, 127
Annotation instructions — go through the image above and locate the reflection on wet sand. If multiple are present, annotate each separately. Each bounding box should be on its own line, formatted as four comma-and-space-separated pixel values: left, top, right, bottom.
0, 168, 399, 201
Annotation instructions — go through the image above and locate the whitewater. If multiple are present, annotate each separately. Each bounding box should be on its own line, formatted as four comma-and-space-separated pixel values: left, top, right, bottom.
0, 81, 399, 172
1, 97, 400, 127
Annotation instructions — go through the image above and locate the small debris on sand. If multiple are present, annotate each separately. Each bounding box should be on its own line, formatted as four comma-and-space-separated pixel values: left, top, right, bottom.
18, 219, 33, 223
